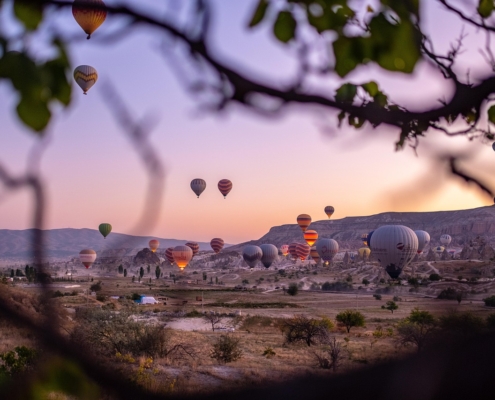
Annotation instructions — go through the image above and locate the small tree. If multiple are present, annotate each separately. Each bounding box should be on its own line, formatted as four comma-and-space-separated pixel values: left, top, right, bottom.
123, 269, 127, 277
429, 273, 441, 281
139, 267, 144, 280
313, 336, 345, 372
362, 278, 369, 285
155, 266, 161, 280
335, 310, 365, 333
282, 315, 333, 347
203, 272, 207, 281
211, 334, 242, 363
132, 276, 135, 283
118, 265, 123, 274
90, 281, 102, 292
242, 279, 249, 285
396, 308, 436, 353
287, 283, 299, 296
439, 310, 485, 340
483, 295, 495, 307
382, 300, 398, 313
373, 294, 382, 301
147, 265, 151, 274
204, 312, 222, 331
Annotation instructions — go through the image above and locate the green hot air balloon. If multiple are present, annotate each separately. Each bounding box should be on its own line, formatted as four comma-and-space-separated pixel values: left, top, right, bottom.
98, 223, 112, 238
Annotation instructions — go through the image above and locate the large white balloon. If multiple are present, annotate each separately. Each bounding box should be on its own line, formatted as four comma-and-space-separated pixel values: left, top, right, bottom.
315, 238, 339, 262
370, 225, 418, 279
414, 230, 430, 254
259, 244, 278, 268
440, 234, 452, 246
242, 245, 262, 269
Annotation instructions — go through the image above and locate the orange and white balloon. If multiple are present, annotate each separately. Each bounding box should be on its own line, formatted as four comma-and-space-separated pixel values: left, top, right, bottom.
185, 242, 199, 257
173, 245, 193, 270
165, 247, 175, 264
304, 230, 318, 247
72, 0, 107, 39
210, 238, 224, 254
297, 214, 311, 232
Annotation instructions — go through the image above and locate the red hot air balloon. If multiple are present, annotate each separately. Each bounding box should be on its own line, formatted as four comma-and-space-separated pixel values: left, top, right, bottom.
304, 230, 318, 247
296, 243, 311, 261
310, 246, 320, 264
79, 249, 97, 268
210, 238, 224, 254
218, 179, 232, 198
280, 244, 289, 256
149, 239, 159, 253
288, 243, 298, 260
185, 242, 199, 256
297, 214, 311, 232
165, 247, 175, 264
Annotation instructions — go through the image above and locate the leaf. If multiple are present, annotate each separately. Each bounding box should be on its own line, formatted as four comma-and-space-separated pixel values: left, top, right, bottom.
337, 111, 346, 127
335, 83, 357, 103
13, 0, 43, 30
348, 114, 365, 128
477, 0, 494, 18
248, 0, 269, 28
333, 36, 366, 77
16, 96, 51, 133
487, 105, 495, 125
273, 11, 297, 43
361, 81, 379, 96
306, 1, 355, 33
374, 92, 388, 107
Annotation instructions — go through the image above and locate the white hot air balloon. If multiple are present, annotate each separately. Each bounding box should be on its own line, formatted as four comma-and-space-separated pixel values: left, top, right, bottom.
315, 238, 339, 262
370, 225, 418, 279
73, 65, 98, 94
440, 234, 452, 246
259, 244, 278, 269
414, 230, 430, 254
242, 245, 262, 269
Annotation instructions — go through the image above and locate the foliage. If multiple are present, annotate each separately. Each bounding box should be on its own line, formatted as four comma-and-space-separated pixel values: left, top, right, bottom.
486, 314, 495, 330
483, 295, 495, 307
139, 267, 144, 279
382, 301, 398, 313
429, 274, 441, 281
155, 265, 161, 280
313, 336, 345, 372
287, 283, 299, 296
439, 310, 485, 339
89, 281, 102, 292
335, 310, 365, 333
321, 281, 352, 291
408, 277, 419, 287
282, 315, 332, 347
362, 278, 369, 285
373, 294, 382, 300
123, 269, 127, 278
211, 334, 242, 363
0, 346, 37, 376
208, 301, 300, 309
262, 347, 276, 358
131, 293, 141, 301
203, 312, 222, 331
396, 308, 437, 353
437, 287, 463, 303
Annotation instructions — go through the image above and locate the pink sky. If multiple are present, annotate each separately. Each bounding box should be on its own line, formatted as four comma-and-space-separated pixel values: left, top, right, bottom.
0, 1, 493, 244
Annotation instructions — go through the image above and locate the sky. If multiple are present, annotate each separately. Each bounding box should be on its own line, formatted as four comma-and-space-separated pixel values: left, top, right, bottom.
0, 0, 494, 244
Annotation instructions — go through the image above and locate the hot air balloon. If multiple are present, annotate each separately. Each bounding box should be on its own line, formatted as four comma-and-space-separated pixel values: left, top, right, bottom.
358, 247, 371, 259
74, 65, 98, 95
288, 243, 298, 260
414, 230, 430, 254
369, 225, 418, 279
361, 233, 368, 246
316, 238, 339, 262
79, 249, 97, 269
296, 243, 311, 261
210, 238, 224, 254
242, 245, 262, 269
260, 244, 278, 268
149, 239, 159, 253
173, 245, 193, 270
434, 246, 445, 254
492, 142, 495, 151
280, 244, 289, 256
440, 234, 452, 246
218, 179, 232, 198
190, 179, 206, 198
72, 0, 107, 39
165, 247, 175, 264
98, 223, 112, 238
185, 242, 199, 257
297, 214, 311, 232
324, 206, 335, 218
310, 246, 320, 264
304, 230, 318, 247
367, 230, 374, 247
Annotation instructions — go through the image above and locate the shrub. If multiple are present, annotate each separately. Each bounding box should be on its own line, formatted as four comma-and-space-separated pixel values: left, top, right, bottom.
312, 336, 345, 372
373, 294, 382, 300
321, 281, 352, 291
396, 309, 436, 353
0, 346, 37, 376
211, 334, 242, 363
52, 290, 64, 298
282, 315, 333, 346
486, 314, 495, 330
335, 310, 365, 333
287, 283, 298, 296
429, 273, 441, 281
131, 293, 141, 301
439, 310, 485, 339
483, 295, 495, 307
262, 347, 276, 358
382, 301, 398, 313
362, 278, 369, 285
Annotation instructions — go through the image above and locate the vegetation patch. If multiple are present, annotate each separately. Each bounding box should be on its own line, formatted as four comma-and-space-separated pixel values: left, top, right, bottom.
206, 302, 301, 309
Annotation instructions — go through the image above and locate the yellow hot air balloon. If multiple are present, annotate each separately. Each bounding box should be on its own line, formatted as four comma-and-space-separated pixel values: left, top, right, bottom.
72, 0, 107, 39
358, 247, 371, 259
74, 65, 98, 95
149, 239, 159, 253
304, 230, 318, 247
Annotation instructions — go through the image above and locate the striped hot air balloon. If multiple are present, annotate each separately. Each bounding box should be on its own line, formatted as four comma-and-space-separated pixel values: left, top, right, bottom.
79, 249, 97, 269
242, 245, 262, 269
316, 238, 339, 262
260, 244, 278, 268
324, 206, 335, 218
185, 242, 199, 257
165, 247, 175, 264
149, 239, 159, 253
304, 230, 318, 247
210, 238, 224, 254
296, 243, 311, 261
98, 223, 112, 238
288, 243, 298, 260
280, 244, 289, 256
310, 246, 320, 264
297, 214, 311, 232
173, 245, 193, 270
74, 65, 98, 94
218, 179, 232, 198
72, 0, 107, 39
191, 179, 206, 198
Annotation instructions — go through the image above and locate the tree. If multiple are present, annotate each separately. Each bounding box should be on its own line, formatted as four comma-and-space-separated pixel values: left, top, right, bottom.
335, 310, 365, 333
383, 301, 398, 313
139, 267, 144, 280
211, 334, 242, 363
287, 283, 299, 296
437, 287, 464, 303
118, 265, 123, 274
373, 294, 382, 301
147, 265, 150, 274
313, 336, 345, 372
282, 315, 333, 347
396, 308, 437, 353
362, 278, 369, 285
484, 295, 495, 307
429, 274, 441, 281
90, 281, 102, 293
203, 272, 207, 281
203, 312, 222, 332
123, 269, 127, 278
155, 265, 161, 280
439, 310, 485, 340
242, 279, 249, 285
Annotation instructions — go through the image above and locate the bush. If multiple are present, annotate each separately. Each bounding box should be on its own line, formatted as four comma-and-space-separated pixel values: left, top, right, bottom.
362, 278, 369, 285
439, 310, 485, 339
408, 277, 419, 286
335, 310, 365, 333
486, 314, 495, 330
373, 294, 382, 300
131, 293, 141, 301
382, 301, 398, 313
52, 290, 64, 298
287, 283, 298, 296
438, 287, 464, 303
429, 273, 441, 281
0, 346, 37, 376
321, 281, 352, 291
262, 347, 276, 358
90, 281, 102, 292
484, 295, 495, 307
211, 334, 242, 363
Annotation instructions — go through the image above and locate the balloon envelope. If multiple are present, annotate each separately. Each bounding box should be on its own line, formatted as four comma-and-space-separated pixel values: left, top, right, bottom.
361, 233, 368, 246
98, 223, 112, 238
316, 238, 339, 262
165, 247, 175, 264
324, 206, 335, 218
218, 179, 232, 198
304, 230, 318, 247
260, 244, 278, 268
440, 234, 452, 246
190, 179, 206, 198
296, 243, 311, 261
149, 239, 159, 253
288, 243, 298, 260
242, 245, 262, 268
185, 242, 199, 256
434, 246, 445, 254
74, 65, 98, 94
173, 245, 193, 270
358, 247, 371, 259
72, 0, 107, 39
280, 244, 289, 256
370, 225, 418, 279
414, 230, 430, 254
210, 238, 224, 254
79, 249, 97, 269
296, 214, 311, 232
310, 246, 320, 263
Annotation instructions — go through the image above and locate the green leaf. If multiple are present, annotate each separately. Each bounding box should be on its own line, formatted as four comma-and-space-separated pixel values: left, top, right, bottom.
348, 114, 365, 128
337, 111, 346, 127
335, 83, 357, 103
361, 81, 379, 96
13, 0, 43, 30
273, 11, 297, 43
16, 96, 51, 133
381, 0, 419, 18
306, 1, 355, 33
374, 92, 388, 107
333, 36, 367, 77
477, 0, 494, 18
487, 105, 495, 125
249, 0, 269, 28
